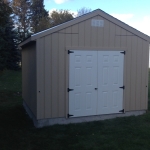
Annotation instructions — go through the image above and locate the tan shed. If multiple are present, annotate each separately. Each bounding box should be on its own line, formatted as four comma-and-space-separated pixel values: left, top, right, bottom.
19, 9, 150, 128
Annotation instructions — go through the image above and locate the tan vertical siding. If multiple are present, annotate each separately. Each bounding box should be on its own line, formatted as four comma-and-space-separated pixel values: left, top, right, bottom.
145, 42, 149, 110
65, 27, 72, 47
97, 16, 104, 47
115, 26, 121, 47
65, 45, 69, 118
141, 40, 149, 109
22, 43, 37, 117
44, 35, 52, 118
51, 33, 59, 118
103, 19, 109, 47
58, 29, 66, 117
120, 29, 127, 47
91, 16, 98, 47
36, 16, 149, 119
141, 40, 146, 109
37, 38, 45, 119
125, 32, 132, 111
71, 24, 78, 46
135, 38, 143, 110
78, 22, 85, 46
109, 22, 115, 47
145, 42, 149, 109
84, 19, 91, 47
130, 36, 138, 110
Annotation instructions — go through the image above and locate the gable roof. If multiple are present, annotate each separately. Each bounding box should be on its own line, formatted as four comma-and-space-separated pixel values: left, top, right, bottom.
19, 9, 150, 47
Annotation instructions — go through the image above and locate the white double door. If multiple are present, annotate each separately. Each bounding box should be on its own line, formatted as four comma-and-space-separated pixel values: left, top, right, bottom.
69, 50, 124, 117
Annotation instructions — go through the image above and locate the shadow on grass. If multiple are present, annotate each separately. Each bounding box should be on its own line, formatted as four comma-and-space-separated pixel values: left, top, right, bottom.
1, 99, 150, 150
1, 89, 150, 150
1, 70, 150, 150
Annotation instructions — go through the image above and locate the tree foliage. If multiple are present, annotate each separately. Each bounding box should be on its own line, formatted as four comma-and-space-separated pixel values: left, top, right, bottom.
30, 0, 50, 33
0, 1, 76, 71
11, 0, 31, 41
77, 7, 92, 17
50, 10, 74, 27
0, 0, 11, 70
0, 0, 20, 70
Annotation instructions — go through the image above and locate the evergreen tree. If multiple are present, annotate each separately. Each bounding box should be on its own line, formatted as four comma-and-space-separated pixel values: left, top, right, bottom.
5, 19, 20, 70
0, 0, 20, 70
0, 0, 12, 70
30, 0, 50, 33
49, 10, 74, 27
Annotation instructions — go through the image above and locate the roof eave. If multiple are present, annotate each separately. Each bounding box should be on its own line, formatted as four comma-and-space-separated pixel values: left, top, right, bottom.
18, 37, 36, 49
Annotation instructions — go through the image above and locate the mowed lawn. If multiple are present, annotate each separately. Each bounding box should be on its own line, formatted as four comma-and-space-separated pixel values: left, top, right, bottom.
1, 70, 150, 150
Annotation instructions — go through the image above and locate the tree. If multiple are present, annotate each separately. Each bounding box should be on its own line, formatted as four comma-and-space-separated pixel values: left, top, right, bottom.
30, 0, 50, 33
11, 0, 31, 41
77, 7, 92, 17
49, 10, 74, 27
0, 0, 12, 70
0, 0, 20, 70
5, 20, 21, 70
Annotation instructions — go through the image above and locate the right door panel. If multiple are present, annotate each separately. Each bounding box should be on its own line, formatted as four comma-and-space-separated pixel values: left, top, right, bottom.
97, 51, 124, 114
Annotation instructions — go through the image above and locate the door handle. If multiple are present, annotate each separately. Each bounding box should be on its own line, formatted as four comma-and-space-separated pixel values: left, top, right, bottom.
95, 88, 98, 90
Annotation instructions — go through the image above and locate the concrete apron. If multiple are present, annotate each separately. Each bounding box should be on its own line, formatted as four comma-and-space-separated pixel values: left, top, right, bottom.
23, 101, 146, 128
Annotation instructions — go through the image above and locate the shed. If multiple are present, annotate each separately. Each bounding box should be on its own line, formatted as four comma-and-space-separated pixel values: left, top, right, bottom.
19, 9, 150, 128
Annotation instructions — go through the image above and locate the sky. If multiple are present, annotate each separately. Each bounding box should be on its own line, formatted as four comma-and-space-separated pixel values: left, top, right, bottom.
44, 0, 150, 36
44, 0, 150, 66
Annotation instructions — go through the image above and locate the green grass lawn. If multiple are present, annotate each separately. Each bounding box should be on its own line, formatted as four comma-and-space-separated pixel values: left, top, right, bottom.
1, 70, 150, 150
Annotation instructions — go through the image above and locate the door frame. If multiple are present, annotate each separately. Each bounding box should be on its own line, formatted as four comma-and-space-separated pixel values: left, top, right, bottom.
65, 47, 127, 118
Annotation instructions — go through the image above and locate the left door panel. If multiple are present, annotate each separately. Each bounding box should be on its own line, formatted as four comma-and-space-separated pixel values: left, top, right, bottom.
69, 50, 97, 117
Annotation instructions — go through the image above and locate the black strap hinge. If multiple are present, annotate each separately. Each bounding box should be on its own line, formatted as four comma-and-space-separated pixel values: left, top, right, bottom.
119, 86, 125, 89
120, 51, 126, 55
119, 109, 124, 113
68, 88, 74, 92
68, 114, 74, 118
68, 50, 74, 54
